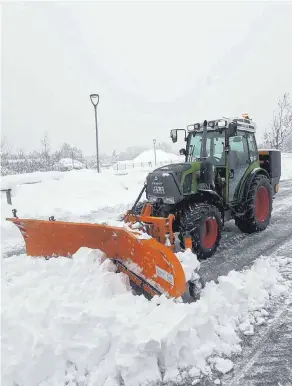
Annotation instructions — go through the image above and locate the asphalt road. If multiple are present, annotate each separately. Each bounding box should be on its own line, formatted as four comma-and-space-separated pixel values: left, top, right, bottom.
198, 179, 292, 284
187, 179, 292, 386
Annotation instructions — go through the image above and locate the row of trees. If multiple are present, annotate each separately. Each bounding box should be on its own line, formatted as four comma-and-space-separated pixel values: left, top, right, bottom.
0, 128, 174, 175
0, 133, 87, 175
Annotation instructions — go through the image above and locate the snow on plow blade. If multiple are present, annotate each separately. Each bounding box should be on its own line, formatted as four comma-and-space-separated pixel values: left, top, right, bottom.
6, 217, 187, 299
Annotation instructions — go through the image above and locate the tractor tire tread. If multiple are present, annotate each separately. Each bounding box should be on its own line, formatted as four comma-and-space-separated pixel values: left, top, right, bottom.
178, 202, 222, 260
235, 174, 272, 234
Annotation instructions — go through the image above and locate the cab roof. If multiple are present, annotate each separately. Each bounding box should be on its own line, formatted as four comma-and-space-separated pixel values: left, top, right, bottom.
187, 116, 256, 134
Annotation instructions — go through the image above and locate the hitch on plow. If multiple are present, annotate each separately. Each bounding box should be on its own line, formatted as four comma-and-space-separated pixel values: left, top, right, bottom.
124, 203, 176, 250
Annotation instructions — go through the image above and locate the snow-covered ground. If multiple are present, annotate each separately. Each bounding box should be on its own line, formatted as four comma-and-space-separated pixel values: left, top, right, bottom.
1, 152, 292, 386
1, 168, 150, 258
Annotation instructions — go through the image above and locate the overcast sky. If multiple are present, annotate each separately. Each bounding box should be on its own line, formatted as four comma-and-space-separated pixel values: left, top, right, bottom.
2, 2, 292, 156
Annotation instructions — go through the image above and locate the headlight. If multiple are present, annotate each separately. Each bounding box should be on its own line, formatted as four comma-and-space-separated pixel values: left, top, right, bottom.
188, 123, 201, 131
164, 196, 175, 204
217, 120, 227, 128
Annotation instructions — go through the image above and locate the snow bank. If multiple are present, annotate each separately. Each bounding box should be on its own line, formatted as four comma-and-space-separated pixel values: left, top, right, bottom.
1, 170, 65, 192
1, 169, 148, 222
134, 149, 183, 164
176, 248, 200, 282
2, 247, 290, 386
55, 158, 85, 171
0, 168, 151, 257
116, 149, 184, 169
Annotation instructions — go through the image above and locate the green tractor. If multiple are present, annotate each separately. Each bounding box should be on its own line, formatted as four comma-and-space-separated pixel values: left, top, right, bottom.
132, 115, 281, 259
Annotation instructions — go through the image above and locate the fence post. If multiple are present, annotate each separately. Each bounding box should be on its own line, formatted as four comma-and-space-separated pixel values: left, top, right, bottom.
7, 189, 12, 205
1, 188, 12, 205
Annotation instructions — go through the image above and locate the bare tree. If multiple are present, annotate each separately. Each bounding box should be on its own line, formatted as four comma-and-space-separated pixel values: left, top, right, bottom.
264, 93, 292, 149
40, 131, 51, 169
112, 150, 118, 164
285, 134, 292, 152
0, 136, 11, 174
58, 142, 84, 162
16, 148, 25, 159
0, 136, 11, 163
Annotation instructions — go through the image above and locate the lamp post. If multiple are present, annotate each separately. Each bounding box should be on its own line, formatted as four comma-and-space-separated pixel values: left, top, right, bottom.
90, 93, 100, 173
153, 138, 157, 166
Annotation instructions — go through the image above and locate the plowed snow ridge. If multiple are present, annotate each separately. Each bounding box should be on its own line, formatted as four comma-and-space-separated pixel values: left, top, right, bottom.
2, 248, 291, 386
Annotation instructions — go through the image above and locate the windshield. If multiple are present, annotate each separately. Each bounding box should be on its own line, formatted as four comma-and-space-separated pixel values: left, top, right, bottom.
187, 131, 225, 166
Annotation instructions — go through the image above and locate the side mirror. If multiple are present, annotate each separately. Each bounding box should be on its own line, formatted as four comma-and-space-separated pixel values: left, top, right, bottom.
170, 129, 178, 143
179, 148, 186, 156
227, 122, 237, 137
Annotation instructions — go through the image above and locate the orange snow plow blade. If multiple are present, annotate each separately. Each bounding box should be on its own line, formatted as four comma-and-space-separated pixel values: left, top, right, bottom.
7, 217, 186, 299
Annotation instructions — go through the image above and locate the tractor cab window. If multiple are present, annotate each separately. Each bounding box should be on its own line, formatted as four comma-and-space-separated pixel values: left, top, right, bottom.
187, 131, 225, 166
246, 133, 258, 163
229, 133, 249, 167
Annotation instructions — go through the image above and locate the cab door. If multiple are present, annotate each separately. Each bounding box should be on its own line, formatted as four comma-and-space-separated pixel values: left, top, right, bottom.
228, 132, 250, 202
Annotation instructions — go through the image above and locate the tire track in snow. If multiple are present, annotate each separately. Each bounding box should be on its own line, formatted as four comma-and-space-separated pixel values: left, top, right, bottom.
199, 226, 292, 284
224, 304, 292, 386
216, 237, 292, 386
190, 239, 292, 386
221, 247, 292, 386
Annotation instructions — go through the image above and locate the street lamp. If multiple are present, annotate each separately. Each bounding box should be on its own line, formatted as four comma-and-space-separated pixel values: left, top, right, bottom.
90, 93, 100, 173
153, 138, 157, 166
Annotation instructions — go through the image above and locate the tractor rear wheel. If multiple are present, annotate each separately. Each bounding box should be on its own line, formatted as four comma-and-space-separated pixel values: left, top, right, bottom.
179, 203, 222, 259
235, 174, 272, 233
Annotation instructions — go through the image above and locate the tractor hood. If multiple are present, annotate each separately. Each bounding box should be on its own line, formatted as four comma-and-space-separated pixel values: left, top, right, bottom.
146, 163, 191, 205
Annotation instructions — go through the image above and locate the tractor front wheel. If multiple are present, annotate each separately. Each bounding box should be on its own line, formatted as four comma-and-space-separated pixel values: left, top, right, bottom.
235, 175, 272, 234
179, 203, 222, 259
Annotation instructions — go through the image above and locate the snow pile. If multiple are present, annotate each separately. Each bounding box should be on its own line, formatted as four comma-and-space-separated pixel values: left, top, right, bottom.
176, 248, 200, 282
2, 247, 290, 386
116, 149, 184, 169
55, 158, 85, 171
133, 149, 183, 164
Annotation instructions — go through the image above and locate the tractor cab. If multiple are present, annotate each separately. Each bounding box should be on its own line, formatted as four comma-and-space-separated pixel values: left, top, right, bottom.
170, 115, 259, 204
174, 115, 257, 165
